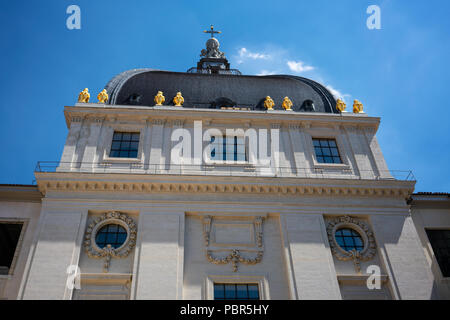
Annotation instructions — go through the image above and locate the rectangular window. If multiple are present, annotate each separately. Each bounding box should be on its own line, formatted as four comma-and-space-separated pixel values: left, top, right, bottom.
312, 138, 342, 164
0, 222, 24, 275
109, 132, 140, 158
214, 283, 259, 300
426, 229, 450, 277
210, 136, 246, 162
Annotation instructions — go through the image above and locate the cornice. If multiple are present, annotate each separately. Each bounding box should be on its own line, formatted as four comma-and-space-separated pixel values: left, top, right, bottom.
34, 172, 414, 199
0, 185, 42, 203
64, 105, 380, 132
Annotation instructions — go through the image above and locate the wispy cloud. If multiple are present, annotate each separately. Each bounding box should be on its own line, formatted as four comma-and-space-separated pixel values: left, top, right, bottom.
287, 60, 315, 73
326, 85, 351, 102
256, 70, 277, 76
231, 45, 350, 102
237, 48, 271, 64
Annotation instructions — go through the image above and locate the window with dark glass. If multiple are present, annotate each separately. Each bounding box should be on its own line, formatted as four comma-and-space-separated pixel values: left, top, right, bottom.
210, 136, 246, 162
426, 229, 450, 277
313, 138, 342, 164
0, 222, 24, 275
95, 224, 128, 249
335, 228, 364, 252
214, 283, 259, 300
109, 132, 140, 158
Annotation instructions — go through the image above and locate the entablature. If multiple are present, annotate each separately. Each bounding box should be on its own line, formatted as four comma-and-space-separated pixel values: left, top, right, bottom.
35, 172, 414, 200
64, 104, 380, 132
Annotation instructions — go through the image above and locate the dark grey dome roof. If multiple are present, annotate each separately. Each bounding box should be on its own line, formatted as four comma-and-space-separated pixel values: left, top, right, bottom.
104, 69, 338, 113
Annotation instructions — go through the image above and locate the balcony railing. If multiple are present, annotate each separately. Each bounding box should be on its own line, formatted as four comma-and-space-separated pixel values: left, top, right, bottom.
34, 161, 416, 181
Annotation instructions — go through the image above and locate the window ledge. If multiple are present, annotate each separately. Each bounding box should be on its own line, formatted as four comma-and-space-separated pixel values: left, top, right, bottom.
440, 277, 450, 284
101, 157, 142, 164
313, 163, 351, 170
205, 162, 252, 167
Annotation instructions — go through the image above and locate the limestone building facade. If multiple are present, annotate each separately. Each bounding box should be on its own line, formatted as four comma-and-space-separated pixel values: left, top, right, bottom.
0, 33, 448, 300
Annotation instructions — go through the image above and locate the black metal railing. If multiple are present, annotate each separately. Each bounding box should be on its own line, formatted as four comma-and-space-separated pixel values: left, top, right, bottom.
186, 67, 242, 75
34, 161, 416, 181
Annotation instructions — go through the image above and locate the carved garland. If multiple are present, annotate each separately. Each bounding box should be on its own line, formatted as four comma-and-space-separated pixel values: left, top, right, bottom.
206, 249, 263, 272
202, 216, 264, 272
327, 215, 377, 273
84, 211, 137, 272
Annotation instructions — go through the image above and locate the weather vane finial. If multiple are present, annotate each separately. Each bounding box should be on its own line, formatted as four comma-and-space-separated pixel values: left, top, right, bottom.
203, 24, 221, 38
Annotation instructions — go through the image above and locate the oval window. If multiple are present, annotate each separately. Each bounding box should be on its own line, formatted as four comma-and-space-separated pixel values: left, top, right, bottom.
95, 224, 127, 249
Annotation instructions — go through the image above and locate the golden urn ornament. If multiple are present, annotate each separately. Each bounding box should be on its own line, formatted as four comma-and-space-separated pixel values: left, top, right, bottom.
336, 98, 346, 112
78, 88, 90, 103
264, 96, 275, 111
173, 92, 184, 106
353, 99, 364, 113
282, 97, 293, 111
154, 91, 165, 106
97, 89, 108, 104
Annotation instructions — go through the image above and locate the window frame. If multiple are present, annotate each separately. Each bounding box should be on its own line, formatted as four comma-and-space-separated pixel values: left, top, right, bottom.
213, 283, 260, 300
307, 133, 350, 170
425, 228, 450, 279
206, 134, 249, 165
335, 227, 365, 252
312, 138, 343, 165
103, 127, 144, 163
204, 275, 268, 300
0, 219, 28, 277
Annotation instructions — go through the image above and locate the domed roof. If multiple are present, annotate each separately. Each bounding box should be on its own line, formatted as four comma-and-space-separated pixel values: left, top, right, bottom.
104, 69, 338, 113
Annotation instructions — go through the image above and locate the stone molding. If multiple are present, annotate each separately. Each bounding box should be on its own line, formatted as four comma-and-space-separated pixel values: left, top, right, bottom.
202, 216, 264, 272
326, 215, 377, 273
84, 211, 137, 272
36, 175, 414, 199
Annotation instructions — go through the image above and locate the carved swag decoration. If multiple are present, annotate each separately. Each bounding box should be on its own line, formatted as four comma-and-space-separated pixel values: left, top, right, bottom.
202, 216, 264, 272
84, 211, 137, 272
327, 215, 377, 273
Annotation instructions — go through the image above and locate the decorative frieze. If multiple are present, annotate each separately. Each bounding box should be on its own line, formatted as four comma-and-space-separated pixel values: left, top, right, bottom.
37, 178, 413, 199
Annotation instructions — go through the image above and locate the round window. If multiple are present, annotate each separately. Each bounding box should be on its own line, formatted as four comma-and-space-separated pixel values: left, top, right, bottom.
95, 224, 127, 249
335, 228, 364, 252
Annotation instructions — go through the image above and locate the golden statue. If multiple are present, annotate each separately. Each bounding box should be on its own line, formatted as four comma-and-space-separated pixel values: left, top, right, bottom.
264, 96, 275, 111
97, 89, 108, 104
336, 98, 346, 112
78, 88, 90, 103
154, 91, 165, 106
173, 92, 184, 106
353, 99, 364, 113
282, 97, 293, 111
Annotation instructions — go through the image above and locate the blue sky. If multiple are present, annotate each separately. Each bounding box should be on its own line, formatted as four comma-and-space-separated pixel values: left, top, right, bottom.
0, 0, 449, 192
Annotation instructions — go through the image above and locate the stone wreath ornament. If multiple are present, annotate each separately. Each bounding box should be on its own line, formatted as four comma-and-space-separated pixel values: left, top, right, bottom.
326, 215, 377, 273
206, 249, 264, 272
84, 211, 137, 272
203, 216, 264, 272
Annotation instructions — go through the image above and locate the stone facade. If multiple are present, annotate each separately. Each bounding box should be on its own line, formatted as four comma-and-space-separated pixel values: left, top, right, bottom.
0, 101, 446, 300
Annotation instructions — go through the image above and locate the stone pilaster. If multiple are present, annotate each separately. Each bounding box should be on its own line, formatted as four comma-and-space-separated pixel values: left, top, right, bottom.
280, 213, 341, 300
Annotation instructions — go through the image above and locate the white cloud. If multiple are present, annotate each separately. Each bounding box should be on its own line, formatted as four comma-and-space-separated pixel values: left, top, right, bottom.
232, 46, 350, 104
326, 85, 351, 102
256, 70, 277, 76
287, 60, 315, 73
239, 47, 271, 60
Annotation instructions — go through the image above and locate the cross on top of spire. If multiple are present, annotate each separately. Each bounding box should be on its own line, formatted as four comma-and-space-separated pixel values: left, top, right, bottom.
203, 25, 221, 38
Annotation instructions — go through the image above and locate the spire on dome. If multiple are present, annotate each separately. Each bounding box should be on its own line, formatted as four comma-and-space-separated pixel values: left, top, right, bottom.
187, 25, 241, 75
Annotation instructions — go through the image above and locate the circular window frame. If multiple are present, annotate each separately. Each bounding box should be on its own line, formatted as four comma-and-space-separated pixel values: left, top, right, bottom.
327, 215, 376, 262
92, 220, 130, 252
84, 211, 137, 263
